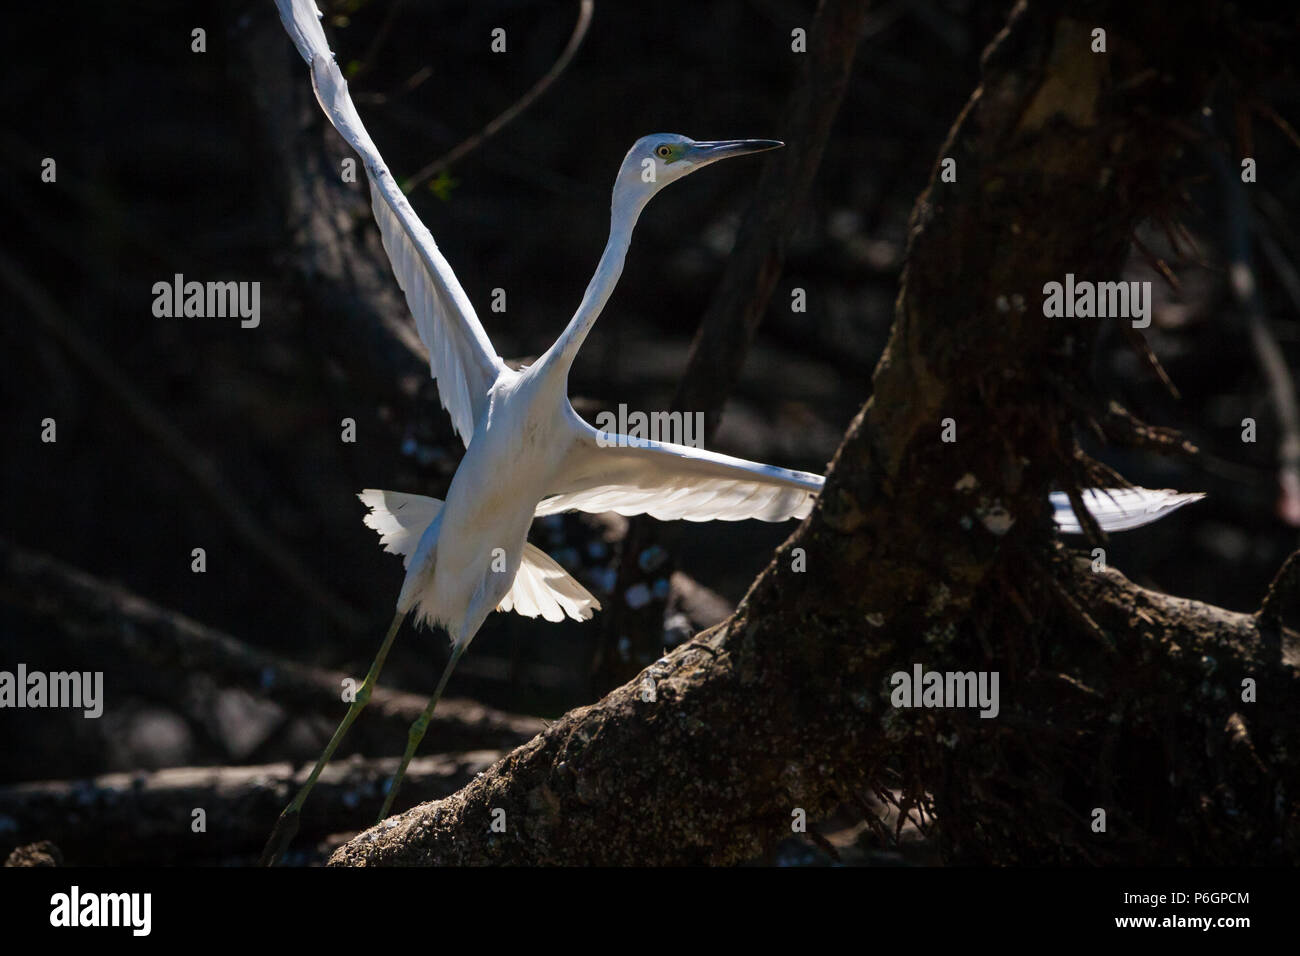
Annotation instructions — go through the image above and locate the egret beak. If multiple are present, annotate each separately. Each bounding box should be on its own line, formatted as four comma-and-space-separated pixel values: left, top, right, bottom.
689, 139, 784, 165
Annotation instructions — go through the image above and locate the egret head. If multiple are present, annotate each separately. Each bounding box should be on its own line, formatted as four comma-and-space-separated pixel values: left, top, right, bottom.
612, 133, 782, 210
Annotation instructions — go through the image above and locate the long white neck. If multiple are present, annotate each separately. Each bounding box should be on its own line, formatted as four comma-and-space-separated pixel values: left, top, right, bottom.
536, 188, 646, 381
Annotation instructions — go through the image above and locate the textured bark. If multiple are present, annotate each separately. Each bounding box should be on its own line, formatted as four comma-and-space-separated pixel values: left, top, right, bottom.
329, 0, 1300, 865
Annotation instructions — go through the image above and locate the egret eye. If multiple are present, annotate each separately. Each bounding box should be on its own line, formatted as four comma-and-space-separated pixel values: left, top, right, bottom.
655, 145, 672, 159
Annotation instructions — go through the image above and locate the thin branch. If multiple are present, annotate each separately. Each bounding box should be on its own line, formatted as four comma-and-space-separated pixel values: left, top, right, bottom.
1253, 99, 1300, 154
403, 0, 594, 194
348, 0, 408, 82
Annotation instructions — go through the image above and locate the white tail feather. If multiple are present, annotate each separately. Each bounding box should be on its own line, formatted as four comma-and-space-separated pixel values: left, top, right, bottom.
360, 490, 599, 623
358, 490, 443, 569
498, 543, 601, 623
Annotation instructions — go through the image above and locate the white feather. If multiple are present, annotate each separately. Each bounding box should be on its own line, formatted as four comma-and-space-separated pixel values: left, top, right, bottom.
358, 490, 442, 569
1050, 488, 1206, 533
497, 543, 601, 623
275, 0, 504, 445
538, 420, 822, 522
360, 489, 598, 622
539, 420, 1203, 535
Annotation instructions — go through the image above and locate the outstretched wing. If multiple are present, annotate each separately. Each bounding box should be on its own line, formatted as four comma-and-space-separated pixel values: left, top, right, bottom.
536, 416, 822, 522
1051, 488, 1205, 533
276, 0, 505, 445
535, 416, 1203, 531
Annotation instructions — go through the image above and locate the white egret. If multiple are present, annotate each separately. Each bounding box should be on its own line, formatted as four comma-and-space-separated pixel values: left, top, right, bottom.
262, 0, 1203, 864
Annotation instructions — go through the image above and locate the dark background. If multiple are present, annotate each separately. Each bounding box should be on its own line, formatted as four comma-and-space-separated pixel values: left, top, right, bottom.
2, 0, 1298, 861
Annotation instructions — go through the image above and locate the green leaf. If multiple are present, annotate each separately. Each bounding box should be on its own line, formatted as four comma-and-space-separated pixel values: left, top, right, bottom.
428, 170, 459, 202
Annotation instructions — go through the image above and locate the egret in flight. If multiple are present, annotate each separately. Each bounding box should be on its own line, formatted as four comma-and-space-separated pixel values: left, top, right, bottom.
262, 0, 1203, 864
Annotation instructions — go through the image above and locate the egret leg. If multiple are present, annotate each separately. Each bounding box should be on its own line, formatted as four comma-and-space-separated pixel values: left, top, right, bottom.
259, 610, 406, 866
377, 642, 467, 822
